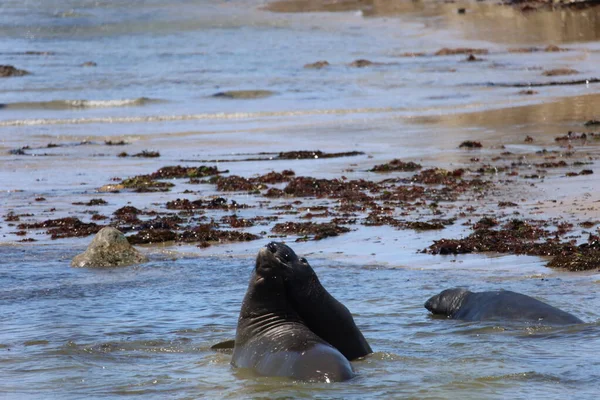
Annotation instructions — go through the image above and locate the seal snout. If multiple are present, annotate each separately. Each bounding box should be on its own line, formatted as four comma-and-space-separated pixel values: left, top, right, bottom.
266, 242, 278, 253
424, 295, 437, 312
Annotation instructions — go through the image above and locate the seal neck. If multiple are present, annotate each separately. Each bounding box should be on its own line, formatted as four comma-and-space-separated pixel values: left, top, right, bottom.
236, 270, 302, 339
449, 290, 471, 317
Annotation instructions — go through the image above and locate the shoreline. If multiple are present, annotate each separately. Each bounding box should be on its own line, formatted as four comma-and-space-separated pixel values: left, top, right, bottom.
3, 94, 600, 273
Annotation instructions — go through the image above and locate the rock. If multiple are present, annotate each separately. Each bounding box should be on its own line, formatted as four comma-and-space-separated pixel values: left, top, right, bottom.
71, 227, 148, 268
544, 44, 566, 52
349, 59, 375, 67
0, 65, 29, 77
212, 90, 275, 99
542, 68, 578, 77
465, 54, 484, 62
434, 48, 488, 56
98, 183, 125, 193
304, 60, 330, 69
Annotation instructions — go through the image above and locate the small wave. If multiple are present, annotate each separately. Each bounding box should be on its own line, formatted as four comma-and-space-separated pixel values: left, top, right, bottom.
0, 97, 159, 111
0, 107, 401, 127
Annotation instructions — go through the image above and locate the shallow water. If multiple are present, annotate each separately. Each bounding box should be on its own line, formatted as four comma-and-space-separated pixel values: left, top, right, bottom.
2, 0, 600, 398
2, 244, 599, 399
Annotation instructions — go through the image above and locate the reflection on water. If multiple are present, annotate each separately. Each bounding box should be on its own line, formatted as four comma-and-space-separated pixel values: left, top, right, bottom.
414, 92, 600, 129
447, 3, 600, 44
267, 0, 600, 44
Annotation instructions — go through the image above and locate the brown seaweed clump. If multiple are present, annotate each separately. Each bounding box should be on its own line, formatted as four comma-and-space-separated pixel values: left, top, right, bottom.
18, 217, 103, 239
220, 215, 255, 228
72, 198, 108, 206
178, 224, 259, 245
104, 140, 129, 146
435, 48, 488, 56
369, 159, 422, 172
127, 229, 178, 244
426, 218, 600, 271
150, 165, 224, 179
276, 151, 363, 159
126, 223, 259, 246
165, 199, 204, 210
272, 221, 350, 240
410, 168, 465, 185
214, 175, 265, 193
121, 176, 174, 192
405, 221, 446, 230
459, 141, 483, 149
547, 241, 600, 271
282, 177, 379, 198
132, 150, 160, 158
213, 170, 295, 193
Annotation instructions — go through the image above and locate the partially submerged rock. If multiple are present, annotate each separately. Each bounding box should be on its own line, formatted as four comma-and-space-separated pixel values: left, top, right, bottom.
304, 60, 330, 69
435, 48, 488, 56
212, 90, 275, 99
0, 65, 29, 77
71, 227, 148, 268
349, 59, 375, 67
542, 68, 578, 77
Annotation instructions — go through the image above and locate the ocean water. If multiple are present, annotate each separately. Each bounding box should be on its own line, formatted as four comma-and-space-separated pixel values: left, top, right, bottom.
2, 0, 600, 398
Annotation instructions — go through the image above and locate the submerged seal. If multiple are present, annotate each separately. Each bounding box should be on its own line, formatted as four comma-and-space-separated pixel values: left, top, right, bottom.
232, 245, 354, 382
268, 241, 372, 361
71, 227, 148, 268
425, 288, 583, 325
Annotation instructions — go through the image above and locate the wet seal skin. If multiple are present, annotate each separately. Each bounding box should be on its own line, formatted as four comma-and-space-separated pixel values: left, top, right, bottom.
231, 246, 354, 382
268, 241, 372, 361
425, 288, 583, 325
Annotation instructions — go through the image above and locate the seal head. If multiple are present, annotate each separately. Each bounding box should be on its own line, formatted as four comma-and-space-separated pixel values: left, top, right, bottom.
424, 288, 470, 318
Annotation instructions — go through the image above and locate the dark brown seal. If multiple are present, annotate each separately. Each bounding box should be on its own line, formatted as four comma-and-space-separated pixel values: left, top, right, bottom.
231, 245, 354, 382
268, 241, 372, 360
425, 288, 583, 325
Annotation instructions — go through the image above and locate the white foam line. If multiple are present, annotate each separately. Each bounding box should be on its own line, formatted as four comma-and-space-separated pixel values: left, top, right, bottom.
0, 108, 400, 127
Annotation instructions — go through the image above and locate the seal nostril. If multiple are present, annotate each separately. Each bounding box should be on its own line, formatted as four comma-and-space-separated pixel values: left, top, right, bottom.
266, 242, 277, 253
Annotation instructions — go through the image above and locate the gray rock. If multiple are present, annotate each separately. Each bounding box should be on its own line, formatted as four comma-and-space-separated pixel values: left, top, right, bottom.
0, 65, 29, 77
212, 90, 275, 99
71, 227, 148, 268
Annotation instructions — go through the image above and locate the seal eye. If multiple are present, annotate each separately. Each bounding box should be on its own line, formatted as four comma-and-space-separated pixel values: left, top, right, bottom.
300, 257, 308, 264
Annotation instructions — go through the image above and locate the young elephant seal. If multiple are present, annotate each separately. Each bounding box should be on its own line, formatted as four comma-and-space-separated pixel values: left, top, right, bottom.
267, 241, 372, 361
231, 245, 354, 382
425, 288, 583, 325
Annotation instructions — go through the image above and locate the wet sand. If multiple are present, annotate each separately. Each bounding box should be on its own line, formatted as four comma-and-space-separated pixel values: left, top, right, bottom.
3, 93, 600, 271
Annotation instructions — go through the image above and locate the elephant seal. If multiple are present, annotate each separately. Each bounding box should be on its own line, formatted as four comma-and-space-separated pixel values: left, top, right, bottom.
425, 288, 583, 325
268, 241, 372, 360
231, 245, 354, 382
